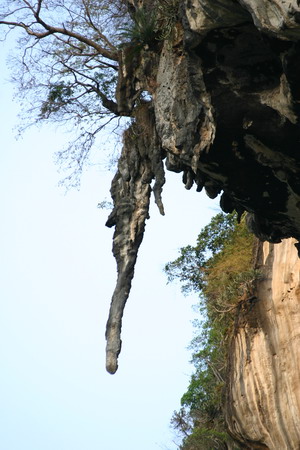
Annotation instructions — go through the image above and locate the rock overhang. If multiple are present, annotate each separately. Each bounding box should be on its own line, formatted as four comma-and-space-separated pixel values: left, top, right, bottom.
105, 0, 300, 375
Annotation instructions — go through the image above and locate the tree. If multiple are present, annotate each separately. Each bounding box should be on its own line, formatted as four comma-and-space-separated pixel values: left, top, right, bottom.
166, 213, 256, 449
0, 0, 135, 187
0, 0, 180, 375
164, 212, 238, 294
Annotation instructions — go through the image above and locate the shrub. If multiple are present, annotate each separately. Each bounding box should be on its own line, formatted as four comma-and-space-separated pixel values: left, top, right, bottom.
167, 213, 257, 449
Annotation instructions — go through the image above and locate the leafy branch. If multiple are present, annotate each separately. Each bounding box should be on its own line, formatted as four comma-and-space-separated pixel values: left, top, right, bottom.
167, 213, 257, 448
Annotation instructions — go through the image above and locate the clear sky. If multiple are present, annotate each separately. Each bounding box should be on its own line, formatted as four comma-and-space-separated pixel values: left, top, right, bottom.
0, 37, 219, 450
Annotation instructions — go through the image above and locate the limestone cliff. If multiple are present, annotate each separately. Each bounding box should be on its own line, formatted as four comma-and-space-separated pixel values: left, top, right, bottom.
226, 238, 300, 449
106, 2, 300, 444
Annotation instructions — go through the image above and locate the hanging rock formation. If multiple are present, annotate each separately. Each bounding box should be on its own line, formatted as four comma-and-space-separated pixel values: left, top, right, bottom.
105, 104, 165, 374
106, 0, 300, 374
105, 3, 300, 444
105, 0, 300, 445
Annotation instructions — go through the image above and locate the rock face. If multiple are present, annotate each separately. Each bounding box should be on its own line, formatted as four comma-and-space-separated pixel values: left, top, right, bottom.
104, 1, 300, 447
154, 5, 300, 243
106, 0, 300, 412
105, 0, 300, 445
105, 105, 165, 373
225, 238, 300, 449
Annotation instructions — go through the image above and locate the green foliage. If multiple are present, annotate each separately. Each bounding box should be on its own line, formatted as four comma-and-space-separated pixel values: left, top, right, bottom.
119, 8, 157, 48
119, 1, 180, 51
168, 212, 257, 449
164, 212, 237, 294
97, 199, 113, 210
182, 427, 233, 450
40, 82, 74, 118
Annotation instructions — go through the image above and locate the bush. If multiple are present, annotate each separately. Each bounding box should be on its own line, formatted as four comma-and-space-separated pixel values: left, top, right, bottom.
167, 213, 257, 449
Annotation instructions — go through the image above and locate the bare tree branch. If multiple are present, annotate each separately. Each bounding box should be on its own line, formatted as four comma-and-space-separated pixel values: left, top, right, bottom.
0, 0, 135, 187
0, 17, 119, 60
0, 0, 120, 60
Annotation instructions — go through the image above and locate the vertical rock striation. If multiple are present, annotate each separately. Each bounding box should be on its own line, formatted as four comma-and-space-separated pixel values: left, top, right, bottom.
226, 238, 300, 448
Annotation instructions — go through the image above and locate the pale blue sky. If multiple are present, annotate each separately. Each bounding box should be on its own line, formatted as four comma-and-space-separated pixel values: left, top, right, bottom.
0, 36, 219, 450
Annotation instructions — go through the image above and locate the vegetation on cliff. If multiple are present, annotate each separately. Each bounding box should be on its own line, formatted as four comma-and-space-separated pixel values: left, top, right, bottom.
0, 0, 129, 186
165, 212, 257, 449
0, 0, 180, 188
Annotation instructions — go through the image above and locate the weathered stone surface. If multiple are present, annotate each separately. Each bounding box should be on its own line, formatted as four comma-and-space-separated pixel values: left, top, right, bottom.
105, 104, 164, 374
183, 0, 251, 36
154, 18, 300, 243
105, 2, 300, 448
225, 238, 300, 449
238, 0, 300, 40
106, 0, 300, 383
154, 38, 216, 179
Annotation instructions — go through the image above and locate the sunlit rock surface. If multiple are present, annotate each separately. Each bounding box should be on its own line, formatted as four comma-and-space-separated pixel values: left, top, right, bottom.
226, 239, 300, 448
